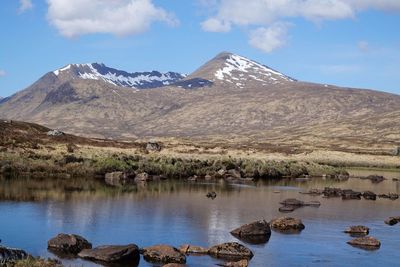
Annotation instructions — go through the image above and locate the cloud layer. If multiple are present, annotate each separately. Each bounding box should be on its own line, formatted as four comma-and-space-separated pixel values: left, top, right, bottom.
47, 0, 178, 38
201, 0, 400, 53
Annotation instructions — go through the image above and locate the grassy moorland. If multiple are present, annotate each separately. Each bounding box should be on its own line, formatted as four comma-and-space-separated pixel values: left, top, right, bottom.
1, 120, 399, 182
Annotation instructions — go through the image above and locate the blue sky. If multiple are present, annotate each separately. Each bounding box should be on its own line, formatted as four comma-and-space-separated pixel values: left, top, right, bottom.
1, 0, 400, 97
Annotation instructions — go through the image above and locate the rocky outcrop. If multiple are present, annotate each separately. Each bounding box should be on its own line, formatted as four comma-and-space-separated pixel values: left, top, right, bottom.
347, 237, 381, 250
208, 242, 253, 260
230, 220, 271, 244
0, 245, 29, 263
178, 244, 208, 255
48, 233, 92, 254
78, 244, 140, 265
270, 217, 305, 232
344, 226, 369, 236
142, 245, 186, 264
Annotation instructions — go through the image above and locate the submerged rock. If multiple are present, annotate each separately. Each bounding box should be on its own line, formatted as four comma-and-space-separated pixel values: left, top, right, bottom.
78, 244, 140, 265
0, 245, 29, 263
341, 189, 362, 200
142, 245, 186, 264
364, 175, 385, 183
378, 193, 399, 200
178, 244, 209, 255
135, 172, 151, 182
48, 233, 92, 255
362, 191, 377, 200
344, 226, 369, 236
206, 191, 217, 199
105, 172, 131, 186
279, 198, 321, 213
270, 217, 305, 232
209, 242, 253, 261
384, 216, 400, 226
347, 237, 381, 250
230, 220, 271, 244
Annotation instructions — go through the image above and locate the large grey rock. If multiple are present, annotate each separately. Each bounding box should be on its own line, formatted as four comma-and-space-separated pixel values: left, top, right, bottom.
143, 245, 186, 264
230, 220, 271, 244
48, 233, 92, 254
178, 244, 208, 255
78, 244, 140, 265
47, 130, 64, 136
209, 242, 253, 260
344, 226, 369, 236
0, 245, 29, 263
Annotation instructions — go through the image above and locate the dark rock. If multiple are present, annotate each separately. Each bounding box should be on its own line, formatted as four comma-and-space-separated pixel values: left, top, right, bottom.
362, 191, 377, 200
393, 178, 399, 181
280, 198, 304, 207
230, 220, 271, 244
78, 244, 140, 265
270, 217, 305, 232
146, 141, 161, 152
178, 244, 208, 255
142, 245, 186, 264
347, 237, 381, 250
379, 193, 399, 200
323, 187, 343, 198
0, 245, 29, 263
299, 189, 322, 195
206, 191, 217, 199
384, 216, 400, 226
365, 175, 385, 183
341, 189, 362, 200
344, 226, 369, 236
279, 206, 295, 213
48, 233, 92, 254
209, 242, 253, 261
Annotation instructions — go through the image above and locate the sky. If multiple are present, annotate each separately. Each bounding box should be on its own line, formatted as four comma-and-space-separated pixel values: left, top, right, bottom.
1, 0, 400, 97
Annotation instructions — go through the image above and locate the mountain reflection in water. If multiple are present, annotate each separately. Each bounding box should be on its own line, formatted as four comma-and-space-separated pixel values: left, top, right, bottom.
0, 169, 400, 266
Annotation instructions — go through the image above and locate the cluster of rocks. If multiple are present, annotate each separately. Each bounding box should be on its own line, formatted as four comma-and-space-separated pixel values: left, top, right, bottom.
188, 169, 256, 184
46, 130, 64, 137
301, 187, 399, 201
46, 233, 254, 266
278, 198, 321, 213
344, 225, 380, 250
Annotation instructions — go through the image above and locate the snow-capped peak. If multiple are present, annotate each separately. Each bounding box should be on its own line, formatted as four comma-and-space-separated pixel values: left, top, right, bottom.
52, 63, 186, 89
214, 54, 295, 87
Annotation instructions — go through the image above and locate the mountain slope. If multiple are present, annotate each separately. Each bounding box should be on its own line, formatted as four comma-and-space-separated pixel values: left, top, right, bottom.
0, 52, 399, 151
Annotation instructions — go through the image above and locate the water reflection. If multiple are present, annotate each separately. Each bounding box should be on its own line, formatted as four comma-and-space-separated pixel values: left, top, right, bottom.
0, 169, 400, 266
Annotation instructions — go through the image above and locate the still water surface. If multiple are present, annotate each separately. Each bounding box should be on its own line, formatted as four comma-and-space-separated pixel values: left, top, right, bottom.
1, 169, 400, 266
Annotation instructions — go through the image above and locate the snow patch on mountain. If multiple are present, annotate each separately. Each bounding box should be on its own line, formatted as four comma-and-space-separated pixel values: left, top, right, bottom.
215, 54, 295, 87
53, 63, 186, 89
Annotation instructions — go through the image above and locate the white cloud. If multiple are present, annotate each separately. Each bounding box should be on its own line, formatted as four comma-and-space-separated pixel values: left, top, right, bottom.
18, 0, 33, 13
46, 0, 178, 38
201, 0, 400, 53
201, 18, 231, 32
0, 70, 6, 77
249, 23, 289, 53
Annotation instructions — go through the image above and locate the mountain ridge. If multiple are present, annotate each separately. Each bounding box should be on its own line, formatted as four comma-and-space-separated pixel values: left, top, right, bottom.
0, 51, 399, 151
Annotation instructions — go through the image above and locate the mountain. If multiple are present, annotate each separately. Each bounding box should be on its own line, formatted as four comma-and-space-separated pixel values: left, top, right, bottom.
52, 63, 185, 89
0, 52, 399, 152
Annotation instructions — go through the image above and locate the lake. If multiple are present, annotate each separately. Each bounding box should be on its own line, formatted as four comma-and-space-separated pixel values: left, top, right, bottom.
1, 169, 400, 266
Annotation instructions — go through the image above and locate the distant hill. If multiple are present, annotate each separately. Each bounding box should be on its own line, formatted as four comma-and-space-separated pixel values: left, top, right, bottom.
0, 52, 399, 151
